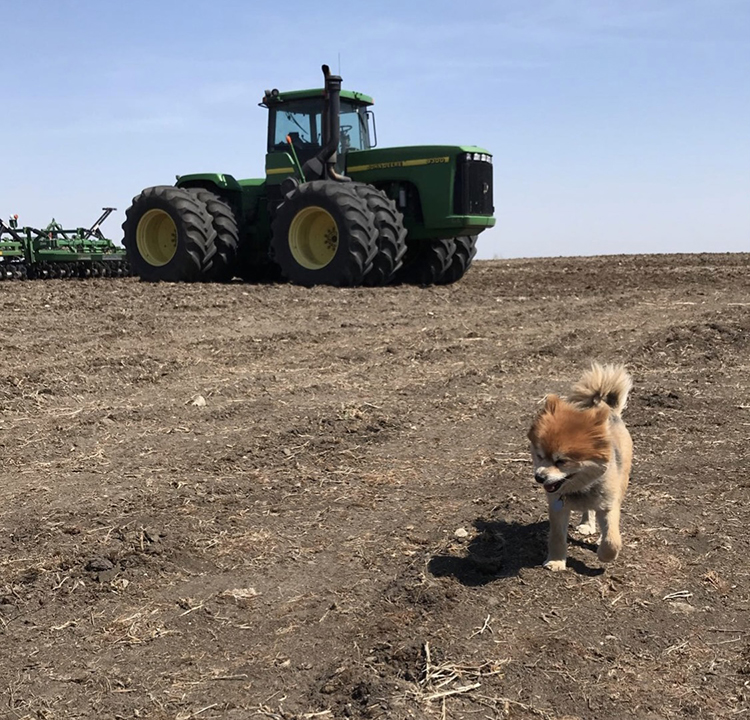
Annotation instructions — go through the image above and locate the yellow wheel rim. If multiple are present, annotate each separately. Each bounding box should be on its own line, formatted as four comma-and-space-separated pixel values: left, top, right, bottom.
136, 209, 178, 267
288, 206, 338, 269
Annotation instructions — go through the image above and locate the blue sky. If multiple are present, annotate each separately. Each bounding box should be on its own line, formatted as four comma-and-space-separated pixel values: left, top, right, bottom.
1, 0, 748, 259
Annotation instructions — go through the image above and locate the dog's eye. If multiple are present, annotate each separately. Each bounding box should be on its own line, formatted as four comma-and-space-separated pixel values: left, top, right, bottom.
556, 458, 568, 467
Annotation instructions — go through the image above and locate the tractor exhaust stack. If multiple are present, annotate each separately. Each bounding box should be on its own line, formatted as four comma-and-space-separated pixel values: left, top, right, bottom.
301, 64, 350, 182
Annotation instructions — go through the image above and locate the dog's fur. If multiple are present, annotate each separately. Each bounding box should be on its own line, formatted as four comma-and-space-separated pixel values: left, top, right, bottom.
528, 363, 633, 571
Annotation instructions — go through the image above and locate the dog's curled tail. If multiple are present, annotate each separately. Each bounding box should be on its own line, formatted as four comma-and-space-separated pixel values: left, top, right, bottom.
569, 362, 633, 416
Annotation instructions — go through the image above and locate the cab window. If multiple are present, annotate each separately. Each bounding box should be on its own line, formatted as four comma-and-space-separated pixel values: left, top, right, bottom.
269, 99, 370, 158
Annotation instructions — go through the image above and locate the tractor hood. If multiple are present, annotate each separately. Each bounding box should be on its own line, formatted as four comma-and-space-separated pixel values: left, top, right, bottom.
345, 144, 495, 241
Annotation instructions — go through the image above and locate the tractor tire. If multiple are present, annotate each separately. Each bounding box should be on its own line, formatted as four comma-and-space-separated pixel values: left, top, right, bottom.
397, 237, 456, 285
270, 180, 377, 287
437, 235, 478, 285
353, 184, 407, 286
122, 185, 217, 282
186, 188, 240, 282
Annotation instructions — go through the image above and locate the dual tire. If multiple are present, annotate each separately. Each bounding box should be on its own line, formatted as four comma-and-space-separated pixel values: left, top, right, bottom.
270, 180, 377, 287
123, 186, 241, 283
397, 234, 478, 285
122, 186, 217, 282
184, 188, 240, 282
354, 184, 407, 286
270, 180, 408, 288
438, 235, 478, 285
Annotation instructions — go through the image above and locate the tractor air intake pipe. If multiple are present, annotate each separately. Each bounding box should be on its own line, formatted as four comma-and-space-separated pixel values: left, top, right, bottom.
301, 64, 350, 182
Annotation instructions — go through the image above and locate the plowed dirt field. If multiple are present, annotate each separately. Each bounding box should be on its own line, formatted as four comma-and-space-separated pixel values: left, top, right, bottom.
1, 254, 749, 719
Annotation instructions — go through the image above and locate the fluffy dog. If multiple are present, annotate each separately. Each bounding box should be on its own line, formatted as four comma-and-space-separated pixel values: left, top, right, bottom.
527, 363, 633, 571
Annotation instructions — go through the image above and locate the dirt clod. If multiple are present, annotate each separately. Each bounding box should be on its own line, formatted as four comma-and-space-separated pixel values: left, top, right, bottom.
84, 557, 114, 572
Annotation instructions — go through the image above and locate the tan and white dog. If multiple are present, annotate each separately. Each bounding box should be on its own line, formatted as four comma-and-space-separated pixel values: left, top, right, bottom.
528, 363, 633, 571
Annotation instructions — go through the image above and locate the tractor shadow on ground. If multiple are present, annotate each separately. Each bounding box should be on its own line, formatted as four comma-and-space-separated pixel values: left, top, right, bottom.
428, 518, 604, 586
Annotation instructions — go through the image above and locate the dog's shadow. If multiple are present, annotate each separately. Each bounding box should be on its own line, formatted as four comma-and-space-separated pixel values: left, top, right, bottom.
428, 518, 604, 585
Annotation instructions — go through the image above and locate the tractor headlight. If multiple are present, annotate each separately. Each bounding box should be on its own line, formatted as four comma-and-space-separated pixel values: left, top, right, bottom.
461, 152, 492, 163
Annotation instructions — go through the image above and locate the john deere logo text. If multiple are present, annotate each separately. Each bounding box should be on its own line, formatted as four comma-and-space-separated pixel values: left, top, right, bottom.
348, 156, 451, 173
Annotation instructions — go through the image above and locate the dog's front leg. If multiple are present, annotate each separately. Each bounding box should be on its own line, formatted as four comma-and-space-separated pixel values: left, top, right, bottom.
596, 506, 623, 563
575, 510, 597, 536
544, 502, 570, 571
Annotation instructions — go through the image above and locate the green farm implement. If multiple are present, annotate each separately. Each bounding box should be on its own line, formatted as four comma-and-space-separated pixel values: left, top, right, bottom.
124, 64, 495, 286
0, 208, 129, 280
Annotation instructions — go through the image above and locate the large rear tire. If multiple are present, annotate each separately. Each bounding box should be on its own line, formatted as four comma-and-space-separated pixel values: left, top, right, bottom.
270, 180, 377, 287
353, 184, 407, 287
397, 238, 456, 286
437, 235, 478, 285
185, 188, 240, 282
122, 186, 217, 282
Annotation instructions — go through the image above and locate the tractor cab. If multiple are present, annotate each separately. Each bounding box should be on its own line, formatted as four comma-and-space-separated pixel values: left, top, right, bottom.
262, 88, 375, 171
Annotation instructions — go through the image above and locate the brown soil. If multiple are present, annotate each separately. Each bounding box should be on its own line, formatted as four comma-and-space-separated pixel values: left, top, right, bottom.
1, 253, 749, 720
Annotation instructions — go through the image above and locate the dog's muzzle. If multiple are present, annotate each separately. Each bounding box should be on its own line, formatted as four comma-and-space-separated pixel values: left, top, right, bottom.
543, 479, 565, 494
535, 471, 566, 494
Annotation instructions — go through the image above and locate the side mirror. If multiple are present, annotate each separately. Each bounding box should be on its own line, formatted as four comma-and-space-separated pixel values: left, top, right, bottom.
367, 110, 378, 148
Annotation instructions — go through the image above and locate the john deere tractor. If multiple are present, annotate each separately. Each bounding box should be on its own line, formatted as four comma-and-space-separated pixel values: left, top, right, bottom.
123, 65, 495, 286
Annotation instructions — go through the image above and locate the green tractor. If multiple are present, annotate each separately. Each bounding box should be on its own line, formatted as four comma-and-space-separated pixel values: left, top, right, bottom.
123, 65, 495, 286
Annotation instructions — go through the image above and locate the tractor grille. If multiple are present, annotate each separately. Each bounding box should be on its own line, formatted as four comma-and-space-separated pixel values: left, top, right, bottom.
453, 156, 494, 216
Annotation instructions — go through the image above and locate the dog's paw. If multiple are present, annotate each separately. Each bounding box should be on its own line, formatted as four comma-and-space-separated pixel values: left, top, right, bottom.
543, 559, 567, 572
597, 539, 621, 563
575, 522, 597, 536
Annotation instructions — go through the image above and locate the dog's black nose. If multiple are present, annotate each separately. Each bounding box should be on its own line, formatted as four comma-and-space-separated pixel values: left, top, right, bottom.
534, 472, 546, 484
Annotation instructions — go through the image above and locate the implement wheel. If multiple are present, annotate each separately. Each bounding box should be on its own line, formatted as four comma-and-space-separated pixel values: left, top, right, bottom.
123, 186, 217, 282
270, 180, 376, 287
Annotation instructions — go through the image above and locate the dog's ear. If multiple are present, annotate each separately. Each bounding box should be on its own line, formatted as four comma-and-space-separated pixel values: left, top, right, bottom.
544, 394, 560, 414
